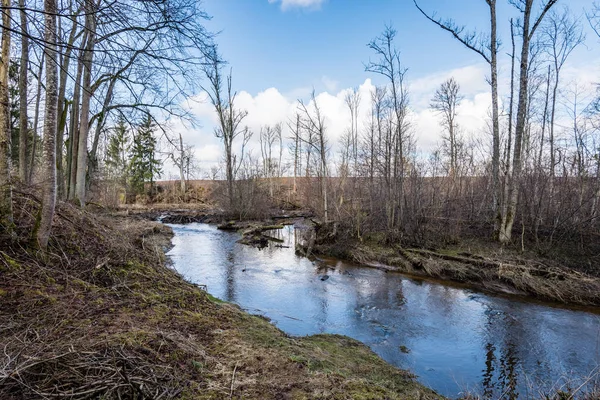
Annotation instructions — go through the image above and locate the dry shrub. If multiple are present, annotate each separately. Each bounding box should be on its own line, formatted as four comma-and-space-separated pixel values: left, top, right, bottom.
0, 189, 201, 399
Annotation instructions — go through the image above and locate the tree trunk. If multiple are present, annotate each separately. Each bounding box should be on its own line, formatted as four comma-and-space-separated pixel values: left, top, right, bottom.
500, 0, 533, 243
501, 19, 516, 233
0, 0, 13, 233
293, 114, 299, 193
320, 141, 328, 223
56, 8, 79, 198
489, 0, 502, 241
500, 0, 557, 243
178, 133, 186, 194
74, 1, 96, 206
89, 76, 116, 175
37, 0, 59, 250
538, 65, 551, 169
18, 0, 29, 183
226, 137, 233, 208
549, 69, 559, 181
67, 39, 85, 199
29, 53, 44, 184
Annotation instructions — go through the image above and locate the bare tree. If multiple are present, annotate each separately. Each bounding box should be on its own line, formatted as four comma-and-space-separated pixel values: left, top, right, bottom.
260, 123, 282, 198
36, 0, 59, 250
345, 87, 361, 175
541, 7, 585, 182
298, 91, 329, 222
203, 47, 249, 210
165, 131, 194, 195
499, 0, 559, 243
56, 1, 80, 197
29, 52, 44, 184
365, 26, 410, 229
18, 0, 29, 182
0, 0, 12, 234
288, 112, 302, 194
73, 0, 97, 206
414, 0, 502, 240
431, 77, 463, 176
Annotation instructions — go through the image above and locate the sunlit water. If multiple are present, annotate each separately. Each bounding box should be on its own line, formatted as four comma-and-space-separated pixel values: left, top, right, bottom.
166, 222, 600, 399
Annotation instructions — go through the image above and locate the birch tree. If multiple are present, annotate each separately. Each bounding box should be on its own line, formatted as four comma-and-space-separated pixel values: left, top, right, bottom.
0, 0, 12, 234
499, 0, 558, 243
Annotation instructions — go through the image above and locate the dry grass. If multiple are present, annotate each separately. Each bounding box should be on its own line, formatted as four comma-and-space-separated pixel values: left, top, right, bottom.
0, 191, 440, 399
310, 231, 600, 307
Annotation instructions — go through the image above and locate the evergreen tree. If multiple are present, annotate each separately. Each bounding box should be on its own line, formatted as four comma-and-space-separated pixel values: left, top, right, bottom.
128, 113, 162, 195
105, 115, 130, 183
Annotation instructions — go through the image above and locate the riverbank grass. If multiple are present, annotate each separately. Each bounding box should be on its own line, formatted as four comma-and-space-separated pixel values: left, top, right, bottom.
0, 198, 441, 399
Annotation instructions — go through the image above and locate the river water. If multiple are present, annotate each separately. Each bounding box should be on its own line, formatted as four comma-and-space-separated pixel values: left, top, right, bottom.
166, 222, 600, 399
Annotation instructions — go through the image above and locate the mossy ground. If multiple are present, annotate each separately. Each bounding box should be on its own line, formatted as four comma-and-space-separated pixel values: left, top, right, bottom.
0, 195, 441, 399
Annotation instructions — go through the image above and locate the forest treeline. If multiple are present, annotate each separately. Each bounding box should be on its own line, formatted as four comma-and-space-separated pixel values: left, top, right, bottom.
0, 0, 212, 249
0, 0, 599, 256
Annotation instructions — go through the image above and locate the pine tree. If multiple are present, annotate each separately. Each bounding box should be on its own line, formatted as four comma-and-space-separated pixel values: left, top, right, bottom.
128, 113, 161, 195
105, 115, 130, 183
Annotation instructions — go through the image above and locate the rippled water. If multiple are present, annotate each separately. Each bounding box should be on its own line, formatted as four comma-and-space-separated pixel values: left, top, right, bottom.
166, 222, 600, 399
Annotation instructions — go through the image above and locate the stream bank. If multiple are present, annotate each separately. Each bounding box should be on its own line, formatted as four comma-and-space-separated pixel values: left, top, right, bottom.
166, 221, 600, 399
127, 205, 600, 307
296, 220, 600, 308
0, 201, 440, 399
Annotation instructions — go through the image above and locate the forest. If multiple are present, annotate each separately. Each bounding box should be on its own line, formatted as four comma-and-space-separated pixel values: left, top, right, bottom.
1, 0, 600, 399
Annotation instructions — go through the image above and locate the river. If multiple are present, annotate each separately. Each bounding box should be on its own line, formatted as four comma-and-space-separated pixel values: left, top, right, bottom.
166, 222, 600, 399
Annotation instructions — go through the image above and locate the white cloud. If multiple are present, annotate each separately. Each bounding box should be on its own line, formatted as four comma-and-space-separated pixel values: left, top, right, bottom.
268, 0, 325, 11
321, 76, 339, 92
410, 64, 490, 111
163, 60, 596, 177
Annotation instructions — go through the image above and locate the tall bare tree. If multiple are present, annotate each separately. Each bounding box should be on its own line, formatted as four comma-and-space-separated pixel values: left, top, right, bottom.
74, 0, 97, 206
29, 52, 44, 184
36, 0, 59, 250
298, 91, 329, 222
56, 1, 80, 197
541, 7, 585, 182
18, 0, 29, 182
415, 0, 502, 240
0, 0, 12, 234
366, 26, 410, 229
288, 112, 302, 194
260, 123, 282, 198
499, 0, 558, 243
203, 48, 248, 210
345, 87, 361, 175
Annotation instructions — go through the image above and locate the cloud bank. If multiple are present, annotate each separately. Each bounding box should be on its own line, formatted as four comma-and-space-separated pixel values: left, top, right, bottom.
162, 61, 598, 178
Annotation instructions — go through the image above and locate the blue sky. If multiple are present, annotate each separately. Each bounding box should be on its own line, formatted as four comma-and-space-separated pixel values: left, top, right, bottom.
165, 0, 600, 177
201, 0, 596, 97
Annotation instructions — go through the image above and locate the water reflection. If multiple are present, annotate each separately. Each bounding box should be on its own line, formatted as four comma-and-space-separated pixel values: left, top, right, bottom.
167, 223, 600, 399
